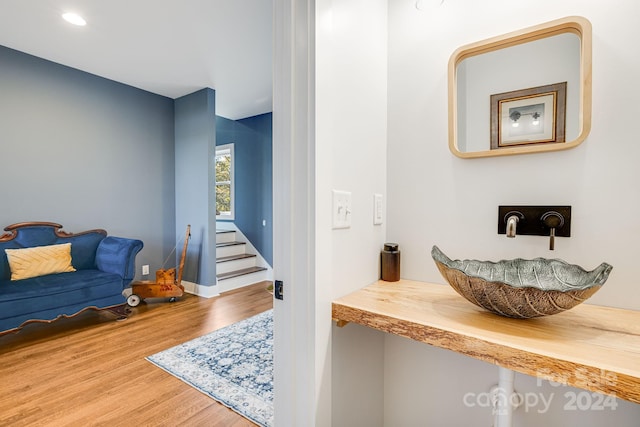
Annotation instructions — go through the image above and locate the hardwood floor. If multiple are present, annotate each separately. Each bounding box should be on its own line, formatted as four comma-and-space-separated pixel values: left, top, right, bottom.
0, 281, 274, 427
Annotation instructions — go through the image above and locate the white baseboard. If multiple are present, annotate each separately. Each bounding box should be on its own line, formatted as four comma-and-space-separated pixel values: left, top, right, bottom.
182, 280, 220, 298
217, 269, 271, 293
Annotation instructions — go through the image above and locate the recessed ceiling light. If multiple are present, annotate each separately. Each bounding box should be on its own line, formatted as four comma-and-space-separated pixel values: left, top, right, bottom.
62, 12, 86, 26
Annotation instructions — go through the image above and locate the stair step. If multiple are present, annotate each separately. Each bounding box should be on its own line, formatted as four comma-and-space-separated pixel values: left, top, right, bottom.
217, 266, 268, 281
216, 241, 246, 258
216, 253, 257, 263
216, 241, 245, 248
216, 229, 237, 244
216, 253, 258, 274
216, 229, 235, 234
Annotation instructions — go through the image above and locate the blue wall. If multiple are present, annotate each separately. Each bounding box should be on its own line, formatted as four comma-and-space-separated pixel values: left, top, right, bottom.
0, 44, 271, 283
216, 113, 273, 265
0, 45, 176, 278
175, 89, 217, 286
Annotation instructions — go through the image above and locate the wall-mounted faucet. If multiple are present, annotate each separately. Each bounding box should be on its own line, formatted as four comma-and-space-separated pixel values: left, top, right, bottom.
498, 206, 571, 250
506, 215, 518, 238
504, 211, 524, 238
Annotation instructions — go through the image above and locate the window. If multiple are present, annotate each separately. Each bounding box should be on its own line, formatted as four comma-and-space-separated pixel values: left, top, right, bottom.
215, 144, 234, 220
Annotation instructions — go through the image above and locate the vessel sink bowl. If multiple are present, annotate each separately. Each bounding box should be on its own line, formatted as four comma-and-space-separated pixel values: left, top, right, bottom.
431, 246, 613, 319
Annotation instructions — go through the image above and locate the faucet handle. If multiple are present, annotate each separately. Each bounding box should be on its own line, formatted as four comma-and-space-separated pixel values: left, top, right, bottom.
541, 211, 564, 250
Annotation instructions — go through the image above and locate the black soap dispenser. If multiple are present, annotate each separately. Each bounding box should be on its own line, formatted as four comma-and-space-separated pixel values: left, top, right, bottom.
381, 243, 400, 282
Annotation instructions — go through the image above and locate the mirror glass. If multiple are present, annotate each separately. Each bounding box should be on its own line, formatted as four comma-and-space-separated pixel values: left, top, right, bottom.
448, 17, 592, 158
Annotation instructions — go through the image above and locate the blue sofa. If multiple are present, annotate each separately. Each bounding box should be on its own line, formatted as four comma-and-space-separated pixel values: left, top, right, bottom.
0, 222, 143, 334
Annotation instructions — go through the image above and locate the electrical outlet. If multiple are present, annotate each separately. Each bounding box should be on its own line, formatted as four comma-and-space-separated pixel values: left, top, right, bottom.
142, 264, 150, 275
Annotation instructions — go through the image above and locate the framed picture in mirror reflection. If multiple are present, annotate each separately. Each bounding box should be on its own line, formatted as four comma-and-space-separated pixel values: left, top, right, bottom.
490, 82, 567, 149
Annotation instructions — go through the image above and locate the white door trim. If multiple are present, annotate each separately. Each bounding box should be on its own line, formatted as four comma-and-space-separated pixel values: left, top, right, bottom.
273, 0, 316, 425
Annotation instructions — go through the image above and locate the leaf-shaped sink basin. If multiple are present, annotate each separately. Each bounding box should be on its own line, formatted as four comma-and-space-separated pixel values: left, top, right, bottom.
431, 246, 613, 318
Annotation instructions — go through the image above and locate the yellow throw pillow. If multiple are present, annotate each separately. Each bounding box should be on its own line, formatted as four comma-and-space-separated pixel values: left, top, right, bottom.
5, 243, 76, 281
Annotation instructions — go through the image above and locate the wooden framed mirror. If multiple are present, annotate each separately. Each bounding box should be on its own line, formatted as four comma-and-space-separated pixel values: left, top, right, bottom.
448, 16, 592, 159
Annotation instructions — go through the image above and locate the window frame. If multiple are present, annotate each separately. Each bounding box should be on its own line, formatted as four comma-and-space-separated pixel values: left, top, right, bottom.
215, 143, 235, 221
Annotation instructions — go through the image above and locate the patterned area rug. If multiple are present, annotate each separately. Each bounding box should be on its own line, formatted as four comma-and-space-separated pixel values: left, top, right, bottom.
146, 310, 273, 427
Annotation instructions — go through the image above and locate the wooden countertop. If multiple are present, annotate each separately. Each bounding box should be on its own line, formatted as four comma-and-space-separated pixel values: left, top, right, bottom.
332, 279, 640, 404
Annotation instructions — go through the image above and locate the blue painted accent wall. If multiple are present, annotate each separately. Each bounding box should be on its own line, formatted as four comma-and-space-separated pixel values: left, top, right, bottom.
216, 113, 273, 265
0, 45, 175, 279
175, 89, 217, 286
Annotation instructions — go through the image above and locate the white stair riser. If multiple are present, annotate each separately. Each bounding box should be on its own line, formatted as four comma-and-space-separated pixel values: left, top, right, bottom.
218, 269, 270, 293
216, 244, 246, 258
216, 257, 257, 274
216, 232, 236, 244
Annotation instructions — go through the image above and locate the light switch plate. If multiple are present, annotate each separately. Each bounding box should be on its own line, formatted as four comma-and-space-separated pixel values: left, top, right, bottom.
332, 190, 352, 229
373, 193, 383, 225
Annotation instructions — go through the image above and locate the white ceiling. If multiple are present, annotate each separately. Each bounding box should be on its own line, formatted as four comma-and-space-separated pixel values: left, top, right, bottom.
0, 0, 273, 120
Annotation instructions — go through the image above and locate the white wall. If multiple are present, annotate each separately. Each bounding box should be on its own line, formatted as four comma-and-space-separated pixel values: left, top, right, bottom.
386, 1, 640, 426
315, 0, 388, 426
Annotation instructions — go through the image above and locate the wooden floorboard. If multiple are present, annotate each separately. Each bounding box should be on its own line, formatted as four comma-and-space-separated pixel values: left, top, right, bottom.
0, 281, 274, 427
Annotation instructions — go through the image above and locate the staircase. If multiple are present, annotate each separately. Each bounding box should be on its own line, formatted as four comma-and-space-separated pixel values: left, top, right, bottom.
216, 229, 269, 292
